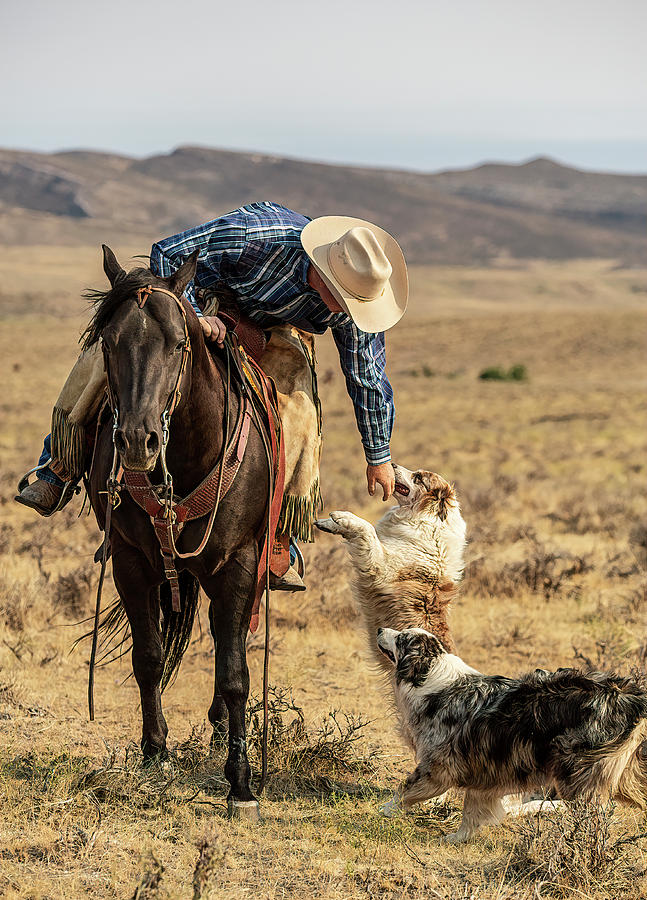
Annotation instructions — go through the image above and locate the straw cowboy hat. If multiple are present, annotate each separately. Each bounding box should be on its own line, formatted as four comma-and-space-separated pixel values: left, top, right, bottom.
301, 216, 408, 333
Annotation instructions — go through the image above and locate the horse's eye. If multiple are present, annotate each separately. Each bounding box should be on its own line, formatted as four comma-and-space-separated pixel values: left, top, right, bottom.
175, 340, 186, 352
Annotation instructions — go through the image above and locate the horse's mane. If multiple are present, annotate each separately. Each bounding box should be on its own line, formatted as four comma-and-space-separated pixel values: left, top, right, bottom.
81, 267, 156, 350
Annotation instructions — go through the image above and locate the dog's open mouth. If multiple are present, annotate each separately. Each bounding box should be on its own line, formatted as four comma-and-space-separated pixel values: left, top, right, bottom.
378, 643, 396, 664
394, 482, 410, 497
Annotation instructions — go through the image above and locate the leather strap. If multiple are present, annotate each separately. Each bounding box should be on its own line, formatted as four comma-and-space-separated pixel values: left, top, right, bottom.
122, 395, 253, 611
241, 351, 287, 633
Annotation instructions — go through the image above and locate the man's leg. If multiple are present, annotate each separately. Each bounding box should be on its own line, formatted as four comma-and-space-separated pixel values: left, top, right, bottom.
262, 327, 322, 593
15, 434, 68, 514
16, 346, 105, 515
37, 435, 65, 487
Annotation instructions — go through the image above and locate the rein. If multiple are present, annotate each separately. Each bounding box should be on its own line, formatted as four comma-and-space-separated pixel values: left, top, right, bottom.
89, 283, 278, 795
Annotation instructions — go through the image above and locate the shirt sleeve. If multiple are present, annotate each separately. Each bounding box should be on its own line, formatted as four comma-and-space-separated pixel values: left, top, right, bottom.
332, 322, 394, 465
150, 220, 246, 318
150, 240, 201, 315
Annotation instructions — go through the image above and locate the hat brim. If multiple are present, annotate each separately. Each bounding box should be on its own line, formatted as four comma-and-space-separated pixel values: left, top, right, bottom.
301, 216, 408, 333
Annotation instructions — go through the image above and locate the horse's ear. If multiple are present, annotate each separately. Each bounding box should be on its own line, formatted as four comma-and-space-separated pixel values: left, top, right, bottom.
102, 245, 125, 286
168, 250, 200, 297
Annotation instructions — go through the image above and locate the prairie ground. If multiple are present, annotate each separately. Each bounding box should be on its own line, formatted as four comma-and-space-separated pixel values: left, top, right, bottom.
0, 250, 646, 899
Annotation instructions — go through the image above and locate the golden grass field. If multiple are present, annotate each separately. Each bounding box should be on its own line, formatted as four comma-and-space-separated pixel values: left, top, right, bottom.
0, 249, 646, 899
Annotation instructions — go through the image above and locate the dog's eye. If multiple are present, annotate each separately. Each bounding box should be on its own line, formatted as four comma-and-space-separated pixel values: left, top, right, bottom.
413, 474, 423, 485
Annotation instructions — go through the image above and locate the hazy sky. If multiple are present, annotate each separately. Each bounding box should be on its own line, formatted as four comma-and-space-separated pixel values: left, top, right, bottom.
2, 0, 646, 172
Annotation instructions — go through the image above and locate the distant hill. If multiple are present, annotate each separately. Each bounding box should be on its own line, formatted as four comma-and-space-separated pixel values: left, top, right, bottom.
0, 146, 644, 265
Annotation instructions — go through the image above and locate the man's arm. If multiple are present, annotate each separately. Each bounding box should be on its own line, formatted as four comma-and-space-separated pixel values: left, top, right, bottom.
150, 219, 247, 312
150, 241, 202, 316
332, 323, 395, 499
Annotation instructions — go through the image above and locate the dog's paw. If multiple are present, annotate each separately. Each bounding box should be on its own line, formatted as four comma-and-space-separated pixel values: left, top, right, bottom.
314, 516, 339, 534
510, 798, 565, 816
379, 793, 402, 818
443, 830, 470, 845
314, 511, 354, 536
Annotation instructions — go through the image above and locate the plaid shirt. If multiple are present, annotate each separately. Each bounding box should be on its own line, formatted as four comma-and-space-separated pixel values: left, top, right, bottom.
150, 202, 394, 465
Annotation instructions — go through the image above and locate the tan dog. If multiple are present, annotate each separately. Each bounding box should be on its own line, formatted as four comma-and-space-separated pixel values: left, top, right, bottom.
315, 465, 466, 670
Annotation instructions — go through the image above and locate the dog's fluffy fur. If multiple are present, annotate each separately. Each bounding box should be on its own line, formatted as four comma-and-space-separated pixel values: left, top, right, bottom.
315, 465, 466, 669
377, 627, 647, 842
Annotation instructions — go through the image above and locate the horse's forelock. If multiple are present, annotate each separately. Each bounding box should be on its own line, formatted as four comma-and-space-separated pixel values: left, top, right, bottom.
80, 267, 160, 350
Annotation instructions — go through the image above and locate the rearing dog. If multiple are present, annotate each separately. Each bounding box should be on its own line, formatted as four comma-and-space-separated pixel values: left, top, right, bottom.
315, 465, 466, 675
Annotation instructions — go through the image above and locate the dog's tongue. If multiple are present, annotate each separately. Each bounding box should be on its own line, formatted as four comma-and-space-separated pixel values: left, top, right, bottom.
394, 482, 410, 496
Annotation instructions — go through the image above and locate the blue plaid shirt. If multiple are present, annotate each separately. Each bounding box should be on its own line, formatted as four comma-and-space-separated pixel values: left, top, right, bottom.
150, 201, 394, 465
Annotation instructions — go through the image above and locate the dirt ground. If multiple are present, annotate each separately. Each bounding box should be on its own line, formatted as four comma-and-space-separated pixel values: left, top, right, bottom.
0, 251, 646, 899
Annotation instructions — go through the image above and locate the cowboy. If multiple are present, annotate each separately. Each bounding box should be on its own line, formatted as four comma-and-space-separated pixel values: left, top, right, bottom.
16, 202, 408, 589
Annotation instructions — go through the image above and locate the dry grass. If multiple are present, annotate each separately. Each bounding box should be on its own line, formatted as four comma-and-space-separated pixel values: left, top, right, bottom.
0, 253, 646, 898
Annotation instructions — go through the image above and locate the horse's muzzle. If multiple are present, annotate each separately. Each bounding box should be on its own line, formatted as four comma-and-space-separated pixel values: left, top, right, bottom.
114, 425, 160, 471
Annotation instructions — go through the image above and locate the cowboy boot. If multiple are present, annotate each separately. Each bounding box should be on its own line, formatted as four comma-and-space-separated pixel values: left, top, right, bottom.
15, 479, 77, 516
269, 566, 306, 592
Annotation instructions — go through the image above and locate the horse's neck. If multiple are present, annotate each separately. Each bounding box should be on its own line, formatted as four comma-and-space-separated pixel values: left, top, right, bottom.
164, 344, 230, 494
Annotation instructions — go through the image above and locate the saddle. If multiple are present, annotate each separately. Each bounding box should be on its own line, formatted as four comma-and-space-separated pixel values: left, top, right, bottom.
196, 286, 268, 363
219, 307, 267, 363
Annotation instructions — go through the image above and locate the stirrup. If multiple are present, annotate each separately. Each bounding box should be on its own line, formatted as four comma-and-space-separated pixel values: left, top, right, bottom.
17, 462, 80, 517
291, 540, 305, 578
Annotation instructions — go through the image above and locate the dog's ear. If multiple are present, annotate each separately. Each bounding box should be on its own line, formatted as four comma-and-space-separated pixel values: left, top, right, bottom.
433, 483, 455, 521
436, 582, 456, 607
416, 474, 456, 520
396, 632, 445, 687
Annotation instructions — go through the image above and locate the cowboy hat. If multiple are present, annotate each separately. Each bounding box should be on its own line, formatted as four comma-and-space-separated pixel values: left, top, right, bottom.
301, 216, 408, 333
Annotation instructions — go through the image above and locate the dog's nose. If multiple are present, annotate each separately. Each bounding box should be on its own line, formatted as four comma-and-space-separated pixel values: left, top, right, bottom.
377, 627, 384, 636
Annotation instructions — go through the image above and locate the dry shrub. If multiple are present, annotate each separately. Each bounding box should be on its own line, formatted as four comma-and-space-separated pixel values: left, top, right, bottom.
505, 798, 647, 897
301, 539, 358, 626
0, 523, 12, 554
131, 854, 165, 900
246, 685, 378, 796
192, 827, 226, 900
461, 472, 518, 517
545, 491, 629, 536
50, 564, 94, 618
0, 566, 47, 631
467, 538, 592, 601
630, 523, 647, 571
71, 738, 221, 811
572, 639, 644, 676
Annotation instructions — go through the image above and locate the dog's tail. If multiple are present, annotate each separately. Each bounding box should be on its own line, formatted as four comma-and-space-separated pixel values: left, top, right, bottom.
552, 682, 647, 803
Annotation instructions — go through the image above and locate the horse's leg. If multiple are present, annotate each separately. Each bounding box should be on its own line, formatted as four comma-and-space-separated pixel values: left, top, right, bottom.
207, 605, 228, 748
200, 543, 258, 820
111, 541, 167, 759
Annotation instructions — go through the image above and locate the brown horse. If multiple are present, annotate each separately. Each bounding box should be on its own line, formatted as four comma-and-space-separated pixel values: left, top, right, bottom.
86, 246, 270, 819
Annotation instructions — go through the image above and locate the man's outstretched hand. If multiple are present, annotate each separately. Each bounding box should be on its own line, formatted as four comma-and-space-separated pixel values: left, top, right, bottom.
367, 462, 395, 501
200, 315, 227, 347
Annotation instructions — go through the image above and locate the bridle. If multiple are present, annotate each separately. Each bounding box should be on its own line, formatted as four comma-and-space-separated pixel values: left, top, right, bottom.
101, 284, 192, 499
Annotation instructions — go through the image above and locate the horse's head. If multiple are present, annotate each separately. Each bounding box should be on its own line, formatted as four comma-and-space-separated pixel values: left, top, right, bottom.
84, 245, 199, 472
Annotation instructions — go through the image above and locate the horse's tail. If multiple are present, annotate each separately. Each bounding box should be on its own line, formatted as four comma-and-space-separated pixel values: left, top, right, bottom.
159, 571, 200, 692
78, 571, 200, 694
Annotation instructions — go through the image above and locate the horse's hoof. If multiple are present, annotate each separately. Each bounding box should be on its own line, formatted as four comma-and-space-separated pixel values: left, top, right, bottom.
227, 799, 261, 823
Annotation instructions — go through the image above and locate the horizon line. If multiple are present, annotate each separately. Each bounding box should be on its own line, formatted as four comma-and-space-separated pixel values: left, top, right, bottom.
2, 141, 646, 179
